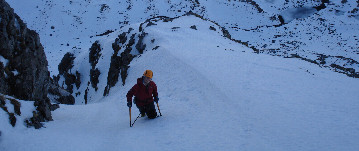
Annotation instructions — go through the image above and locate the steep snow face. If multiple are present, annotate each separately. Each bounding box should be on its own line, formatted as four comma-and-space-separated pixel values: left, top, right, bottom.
55, 15, 226, 104
2, 15, 359, 151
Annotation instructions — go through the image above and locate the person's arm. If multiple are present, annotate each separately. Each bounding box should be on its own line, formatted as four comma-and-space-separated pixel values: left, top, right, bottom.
152, 83, 159, 102
126, 84, 138, 103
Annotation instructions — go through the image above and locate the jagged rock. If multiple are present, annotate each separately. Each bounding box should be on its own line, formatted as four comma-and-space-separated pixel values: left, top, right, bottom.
118, 32, 127, 45
90, 68, 100, 91
0, 0, 53, 128
128, 34, 136, 46
209, 26, 216, 31
190, 25, 197, 30
0, 95, 5, 105
314, 0, 329, 11
58, 52, 75, 75
84, 86, 89, 104
136, 32, 147, 54
146, 21, 157, 27
8, 112, 16, 126
34, 98, 53, 121
330, 64, 358, 78
48, 80, 75, 105
104, 32, 136, 96
25, 111, 43, 129
278, 15, 285, 25
112, 41, 121, 53
57, 52, 81, 95
96, 30, 114, 37
0, 96, 19, 127
89, 41, 102, 69
75, 71, 81, 89
107, 55, 121, 89
0, 0, 49, 102
153, 46, 160, 50
50, 104, 59, 111
100, 4, 110, 13
221, 27, 232, 39
119, 48, 134, 85
58, 95, 75, 105
88, 41, 102, 91
9, 98, 21, 115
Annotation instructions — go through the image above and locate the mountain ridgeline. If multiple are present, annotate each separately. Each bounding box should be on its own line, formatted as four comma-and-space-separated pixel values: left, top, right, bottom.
53, 0, 359, 104
54, 14, 214, 104
1, 0, 358, 119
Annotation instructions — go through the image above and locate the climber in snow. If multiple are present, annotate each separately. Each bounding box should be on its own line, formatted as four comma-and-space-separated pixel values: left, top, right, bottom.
126, 70, 159, 119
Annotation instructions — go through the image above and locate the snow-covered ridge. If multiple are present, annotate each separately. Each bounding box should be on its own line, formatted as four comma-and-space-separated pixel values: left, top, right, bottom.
2, 9, 359, 150
7, 0, 359, 78
1, 1, 359, 150
55, 13, 227, 104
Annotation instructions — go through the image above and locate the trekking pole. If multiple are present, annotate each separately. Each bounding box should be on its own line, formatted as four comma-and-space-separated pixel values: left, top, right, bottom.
131, 113, 141, 127
129, 108, 132, 127
156, 102, 162, 116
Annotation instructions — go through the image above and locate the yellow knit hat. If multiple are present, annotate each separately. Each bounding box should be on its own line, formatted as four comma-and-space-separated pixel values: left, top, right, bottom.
143, 70, 153, 79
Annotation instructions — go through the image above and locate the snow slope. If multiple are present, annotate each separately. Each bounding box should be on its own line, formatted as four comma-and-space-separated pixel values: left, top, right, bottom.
7, 0, 359, 76
1, 15, 359, 151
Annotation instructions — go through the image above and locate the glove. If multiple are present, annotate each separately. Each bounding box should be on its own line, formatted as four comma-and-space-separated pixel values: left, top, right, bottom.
127, 101, 132, 108
154, 97, 159, 103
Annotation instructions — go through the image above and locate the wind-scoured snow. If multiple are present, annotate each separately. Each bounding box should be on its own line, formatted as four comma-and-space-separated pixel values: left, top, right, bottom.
1, 15, 359, 151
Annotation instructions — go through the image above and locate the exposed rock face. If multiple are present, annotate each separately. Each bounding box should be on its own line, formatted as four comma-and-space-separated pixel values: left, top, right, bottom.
48, 79, 75, 105
0, 0, 57, 128
89, 41, 101, 91
0, 95, 18, 127
135, 32, 147, 54
57, 52, 81, 94
52, 52, 77, 104
0, 0, 49, 101
104, 30, 136, 96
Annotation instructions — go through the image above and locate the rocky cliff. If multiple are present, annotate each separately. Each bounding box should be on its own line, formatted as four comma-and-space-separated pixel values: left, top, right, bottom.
0, 0, 61, 128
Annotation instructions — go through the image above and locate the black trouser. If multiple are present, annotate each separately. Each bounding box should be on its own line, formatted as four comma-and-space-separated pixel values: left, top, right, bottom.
136, 101, 157, 119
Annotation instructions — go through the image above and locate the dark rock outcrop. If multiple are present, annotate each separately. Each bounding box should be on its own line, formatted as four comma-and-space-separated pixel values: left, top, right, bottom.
314, 0, 329, 11
25, 97, 55, 129
90, 68, 100, 91
0, 0, 49, 102
209, 26, 216, 31
89, 41, 102, 69
89, 41, 101, 91
9, 98, 21, 115
104, 32, 135, 96
135, 32, 147, 54
58, 52, 75, 75
0, 0, 56, 128
57, 52, 81, 95
0, 95, 16, 127
190, 25, 197, 30
48, 79, 75, 105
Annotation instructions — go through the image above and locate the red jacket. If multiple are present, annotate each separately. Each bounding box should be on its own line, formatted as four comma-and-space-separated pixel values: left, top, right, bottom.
126, 77, 158, 106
